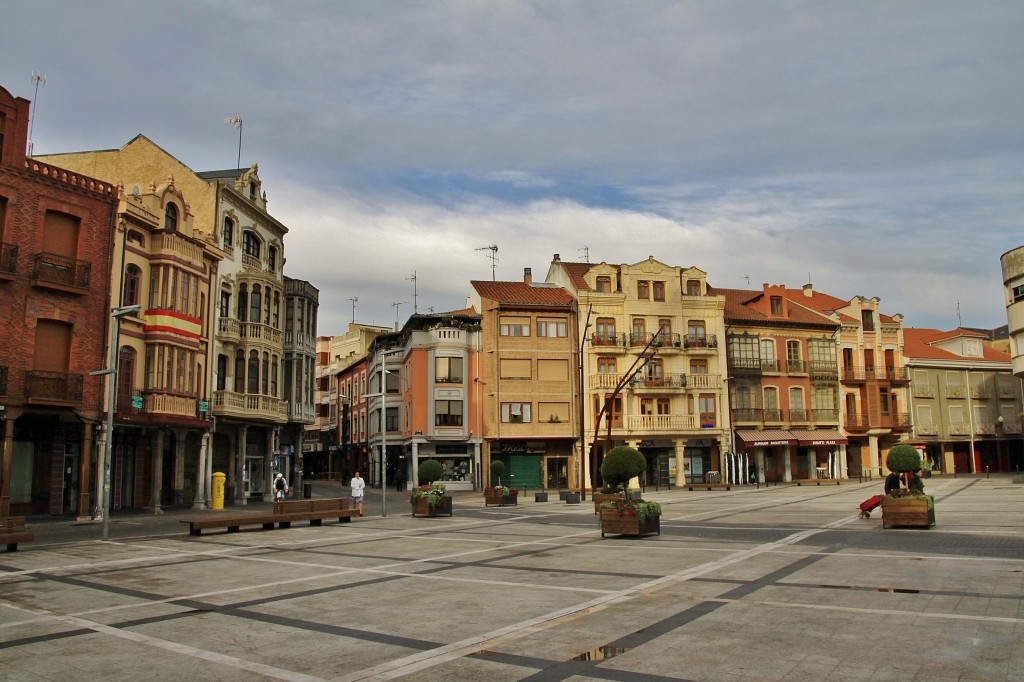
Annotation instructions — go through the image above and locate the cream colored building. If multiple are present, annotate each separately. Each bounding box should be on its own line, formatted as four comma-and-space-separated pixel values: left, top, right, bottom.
546, 255, 729, 489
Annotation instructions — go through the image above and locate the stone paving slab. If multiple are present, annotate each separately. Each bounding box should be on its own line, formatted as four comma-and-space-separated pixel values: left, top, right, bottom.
1, 475, 1022, 681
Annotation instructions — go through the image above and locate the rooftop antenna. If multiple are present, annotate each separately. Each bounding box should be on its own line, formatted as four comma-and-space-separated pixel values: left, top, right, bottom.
391, 301, 408, 331
27, 71, 45, 157
476, 244, 498, 281
956, 300, 962, 328
579, 245, 590, 263
741, 274, 751, 287
348, 297, 358, 324
224, 115, 243, 169
406, 271, 418, 314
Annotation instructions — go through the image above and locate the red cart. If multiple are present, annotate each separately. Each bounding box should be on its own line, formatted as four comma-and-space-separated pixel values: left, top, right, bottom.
859, 494, 884, 518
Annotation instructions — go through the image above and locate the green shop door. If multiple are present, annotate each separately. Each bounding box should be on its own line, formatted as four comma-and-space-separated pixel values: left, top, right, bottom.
508, 454, 542, 490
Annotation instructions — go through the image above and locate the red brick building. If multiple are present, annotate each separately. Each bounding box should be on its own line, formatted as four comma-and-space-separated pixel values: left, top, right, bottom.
0, 85, 118, 516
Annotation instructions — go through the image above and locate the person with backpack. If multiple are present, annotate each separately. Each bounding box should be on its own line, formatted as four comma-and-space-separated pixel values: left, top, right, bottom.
274, 473, 289, 501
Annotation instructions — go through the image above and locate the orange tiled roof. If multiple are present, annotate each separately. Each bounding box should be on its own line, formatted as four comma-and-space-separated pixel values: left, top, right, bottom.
711, 286, 840, 328
470, 280, 575, 307
903, 327, 1011, 362
558, 262, 593, 291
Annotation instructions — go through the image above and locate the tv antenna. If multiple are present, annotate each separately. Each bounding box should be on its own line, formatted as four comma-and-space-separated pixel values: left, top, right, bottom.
27, 71, 45, 157
476, 244, 498, 281
406, 271, 418, 314
741, 274, 751, 287
348, 297, 358, 324
579, 245, 590, 263
391, 301, 408, 331
224, 115, 243, 168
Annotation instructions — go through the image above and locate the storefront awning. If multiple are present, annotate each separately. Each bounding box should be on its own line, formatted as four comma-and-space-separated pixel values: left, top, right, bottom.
790, 429, 848, 446
735, 430, 797, 447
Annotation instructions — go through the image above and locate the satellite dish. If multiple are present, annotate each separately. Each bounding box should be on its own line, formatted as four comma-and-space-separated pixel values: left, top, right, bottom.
131, 186, 140, 196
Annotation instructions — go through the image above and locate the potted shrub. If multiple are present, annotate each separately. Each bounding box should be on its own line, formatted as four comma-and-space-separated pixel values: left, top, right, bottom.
411, 459, 452, 517
599, 498, 662, 537
594, 446, 645, 512
484, 485, 519, 506
881, 444, 935, 529
490, 460, 506, 486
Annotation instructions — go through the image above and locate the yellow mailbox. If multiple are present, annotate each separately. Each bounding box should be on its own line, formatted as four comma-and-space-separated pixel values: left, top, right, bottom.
211, 471, 226, 510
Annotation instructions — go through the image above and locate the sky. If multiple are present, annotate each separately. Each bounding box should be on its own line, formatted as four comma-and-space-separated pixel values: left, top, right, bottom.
2, 1, 1022, 336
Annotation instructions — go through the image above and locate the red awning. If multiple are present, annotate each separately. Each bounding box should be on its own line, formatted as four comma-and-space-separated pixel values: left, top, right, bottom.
790, 429, 848, 446
735, 430, 796, 447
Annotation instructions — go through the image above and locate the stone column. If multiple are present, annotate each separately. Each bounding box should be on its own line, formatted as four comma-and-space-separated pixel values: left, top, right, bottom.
0, 412, 16, 517
174, 429, 187, 505
235, 426, 248, 505
148, 430, 164, 514
192, 431, 210, 510
782, 445, 792, 482
78, 422, 94, 519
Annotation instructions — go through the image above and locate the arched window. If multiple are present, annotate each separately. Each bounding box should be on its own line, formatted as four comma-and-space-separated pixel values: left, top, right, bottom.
250, 285, 262, 324
268, 246, 278, 272
262, 352, 270, 394
222, 217, 234, 248
234, 350, 245, 393
237, 284, 248, 321
271, 355, 279, 396
273, 291, 281, 328
123, 264, 141, 306
789, 386, 805, 420
247, 350, 260, 394
117, 346, 136, 408
242, 230, 261, 258
164, 202, 178, 231
126, 229, 145, 246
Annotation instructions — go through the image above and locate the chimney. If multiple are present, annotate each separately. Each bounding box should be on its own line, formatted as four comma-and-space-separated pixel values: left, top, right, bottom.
803, 283, 813, 297
553, 253, 560, 262
524, 267, 533, 285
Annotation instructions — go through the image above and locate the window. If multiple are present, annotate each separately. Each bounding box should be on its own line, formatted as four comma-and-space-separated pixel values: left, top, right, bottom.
501, 402, 531, 423
657, 398, 671, 414
861, 309, 875, 331
164, 203, 178, 231
760, 339, 777, 371
763, 387, 779, 420
770, 296, 783, 315
690, 358, 708, 374
786, 340, 801, 366
538, 359, 568, 381
1013, 284, 1024, 303
537, 318, 567, 337
216, 354, 228, 391
640, 398, 654, 415
653, 281, 665, 301
249, 181, 258, 201
242, 230, 261, 258
435, 400, 463, 426
435, 356, 464, 383
222, 217, 234, 248
499, 316, 530, 336
249, 284, 261, 324
632, 318, 646, 343
596, 276, 612, 293
237, 285, 248, 321
789, 387, 805, 419
686, 279, 701, 296
268, 246, 278, 272
126, 229, 144, 246
234, 350, 245, 393
596, 394, 623, 427
728, 334, 759, 367
657, 319, 671, 344
687, 320, 706, 339
699, 394, 716, 427
645, 358, 664, 385
538, 402, 569, 422
597, 357, 616, 375
220, 290, 231, 318
248, 350, 259, 394
123, 264, 141, 306
637, 281, 649, 300
595, 317, 616, 344
499, 358, 531, 379
879, 389, 890, 416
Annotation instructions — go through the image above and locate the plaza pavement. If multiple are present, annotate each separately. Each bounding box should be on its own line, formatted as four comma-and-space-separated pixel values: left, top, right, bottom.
0, 475, 1022, 681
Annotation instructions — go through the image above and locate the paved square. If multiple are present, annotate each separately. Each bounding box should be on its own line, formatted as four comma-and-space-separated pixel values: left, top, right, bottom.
1, 476, 1022, 681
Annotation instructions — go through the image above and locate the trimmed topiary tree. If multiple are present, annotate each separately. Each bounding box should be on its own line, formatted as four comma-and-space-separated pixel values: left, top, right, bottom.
418, 459, 444, 485
886, 444, 922, 473
490, 460, 506, 486
600, 446, 646, 495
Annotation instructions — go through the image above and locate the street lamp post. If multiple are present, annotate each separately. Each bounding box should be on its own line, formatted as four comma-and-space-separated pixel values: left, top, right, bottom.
90, 304, 140, 541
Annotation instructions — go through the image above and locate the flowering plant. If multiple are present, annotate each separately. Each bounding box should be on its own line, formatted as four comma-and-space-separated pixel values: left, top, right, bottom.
410, 484, 447, 507
484, 485, 519, 497
886, 490, 934, 510
599, 499, 662, 522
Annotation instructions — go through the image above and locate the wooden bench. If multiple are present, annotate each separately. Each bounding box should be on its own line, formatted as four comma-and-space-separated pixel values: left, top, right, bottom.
1, 517, 34, 552
180, 498, 356, 536
687, 483, 732, 491
793, 478, 841, 486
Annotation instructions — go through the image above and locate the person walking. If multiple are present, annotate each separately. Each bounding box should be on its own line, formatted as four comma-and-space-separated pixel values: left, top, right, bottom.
395, 467, 406, 492
350, 471, 365, 516
274, 473, 289, 501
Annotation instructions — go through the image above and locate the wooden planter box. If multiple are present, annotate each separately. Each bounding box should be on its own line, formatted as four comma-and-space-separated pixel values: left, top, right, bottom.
411, 496, 453, 517
599, 508, 661, 538
592, 493, 622, 514
881, 496, 935, 529
484, 494, 518, 507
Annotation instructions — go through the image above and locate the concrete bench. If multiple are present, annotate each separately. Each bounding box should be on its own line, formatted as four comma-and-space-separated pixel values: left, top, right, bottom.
793, 478, 841, 486
181, 498, 356, 536
686, 483, 732, 491
0, 517, 34, 552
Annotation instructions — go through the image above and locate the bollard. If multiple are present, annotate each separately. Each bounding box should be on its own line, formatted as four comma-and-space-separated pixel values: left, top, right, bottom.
211, 472, 226, 510
986, 466, 990, 479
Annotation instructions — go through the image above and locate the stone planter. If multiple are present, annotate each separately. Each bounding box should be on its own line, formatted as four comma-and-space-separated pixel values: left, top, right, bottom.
599, 508, 661, 538
484, 494, 518, 507
564, 493, 581, 504
881, 496, 934, 529
534, 492, 549, 502
411, 495, 453, 517
592, 493, 622, 514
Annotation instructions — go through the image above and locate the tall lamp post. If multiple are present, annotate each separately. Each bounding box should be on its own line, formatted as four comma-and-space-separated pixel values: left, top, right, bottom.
91, 304, 140, 541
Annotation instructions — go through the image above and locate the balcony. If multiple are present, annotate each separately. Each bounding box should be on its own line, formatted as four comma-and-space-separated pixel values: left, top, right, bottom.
32, 252, 90, 292
946, 386, 965, 399
784, 359, 806, 374
212, 390, 288, 423
913, 384, 935, 398
217, 317, 241, 343
841, 368, 868, 383
844, 413, 870, 431
760, 359, 780, 373
884, 366, 910, 384
289, 403, 317, 423
970, 386, 991, 400
683, 334, 718, 351
628, 332, 682, 349
24, 370, 83, 404
240, 322, 283, 346
591, 332, 627, 350
809, 361, 839, 381
625, 414, 698, 431
916, 421, 938, 435
728, 358, 762, 377
0, 242, 16, 279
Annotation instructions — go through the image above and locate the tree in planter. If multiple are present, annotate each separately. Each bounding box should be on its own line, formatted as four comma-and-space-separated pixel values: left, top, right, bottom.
886, 444, 922, 475
418, 459, 444, 485
490, 460, 506, 486
600, 446, 646, 499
